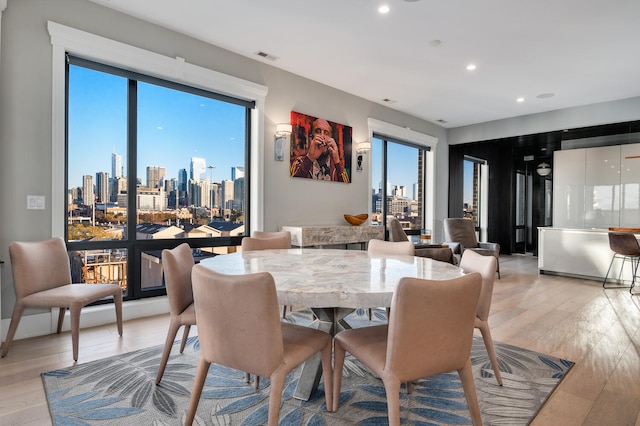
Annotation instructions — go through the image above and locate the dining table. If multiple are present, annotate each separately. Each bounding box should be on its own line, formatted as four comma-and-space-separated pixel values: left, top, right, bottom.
199, 248, 463, 400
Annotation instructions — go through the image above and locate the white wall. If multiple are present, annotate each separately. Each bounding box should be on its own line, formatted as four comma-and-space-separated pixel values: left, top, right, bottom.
0, 0, 449, 328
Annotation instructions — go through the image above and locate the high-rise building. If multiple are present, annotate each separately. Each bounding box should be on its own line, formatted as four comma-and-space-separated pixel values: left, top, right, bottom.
95, 172, 109, 203
233, 177, 245, 211
111, 176, 126, 203
221, 180, 234, 210
112, 152, 123, 178
178, 169, 187, 191
82, 175, 94, 206
231, 166, 244, 181
190, 157, 206, 182
146, 166, 166, 189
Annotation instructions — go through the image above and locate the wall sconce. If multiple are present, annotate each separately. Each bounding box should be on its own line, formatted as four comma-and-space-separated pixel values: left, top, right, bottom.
356, 141, 371, 172
536, 162, 552, 177
274, 123, 292, 161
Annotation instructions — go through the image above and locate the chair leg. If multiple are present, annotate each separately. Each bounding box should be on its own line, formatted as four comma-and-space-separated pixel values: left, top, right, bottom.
383, 379, 402, 426
179, 325, 191, 354
332, 340, 346, 412
496, 258, 501, 279
458, 358, 482, 426
57, 307, 66, 333
320, 340, 333, 412
478, 322, 502, 385
69, 305, 82, 362
1, 303, 25, 358
156, 320, 181, 384
267, 372, 286, 426
113, 291, 123, 336
603, 255, 615, 287
185, 357, 210, 426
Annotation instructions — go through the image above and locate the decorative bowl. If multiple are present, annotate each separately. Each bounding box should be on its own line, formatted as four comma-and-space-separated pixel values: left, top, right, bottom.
344, 213, 368, 226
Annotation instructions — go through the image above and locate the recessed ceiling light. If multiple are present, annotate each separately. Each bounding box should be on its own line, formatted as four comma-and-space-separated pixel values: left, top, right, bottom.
378, 5, 390, 14
517, 97, 525, 103
537, 93, 555, 99
466, 64, 476, 71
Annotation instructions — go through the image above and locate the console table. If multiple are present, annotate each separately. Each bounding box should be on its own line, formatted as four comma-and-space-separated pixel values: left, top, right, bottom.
280, 225, 383, 248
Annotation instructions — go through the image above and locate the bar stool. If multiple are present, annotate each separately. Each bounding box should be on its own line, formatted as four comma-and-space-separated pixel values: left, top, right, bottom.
603, 231, 640, 294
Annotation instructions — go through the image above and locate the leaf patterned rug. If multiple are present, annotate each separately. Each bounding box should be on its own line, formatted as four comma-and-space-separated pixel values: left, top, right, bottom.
42, 309, 573, 425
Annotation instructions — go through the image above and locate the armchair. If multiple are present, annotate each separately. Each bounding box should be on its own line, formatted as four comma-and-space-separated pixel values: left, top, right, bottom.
387, 218, 457, 264
444, 218, 500, 278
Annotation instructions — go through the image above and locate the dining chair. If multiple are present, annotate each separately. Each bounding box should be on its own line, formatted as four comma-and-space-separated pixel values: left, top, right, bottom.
242, 232, 292, 318
388, 218, 456, 264
186, 265, 333, 426
155, 243, 196, 384
460, 249, 502, 385
444, 217, 500, 277
603, 231, 640, 294
367, 238, 414, 256
251, 230, 291, 240
366, 239, 414, 320
241, 233, 291, 251
2, 237, 123, 361
332, 272, 483, 426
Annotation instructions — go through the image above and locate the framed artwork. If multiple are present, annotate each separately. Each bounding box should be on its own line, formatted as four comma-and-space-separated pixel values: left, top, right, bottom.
289, 111, 352, 183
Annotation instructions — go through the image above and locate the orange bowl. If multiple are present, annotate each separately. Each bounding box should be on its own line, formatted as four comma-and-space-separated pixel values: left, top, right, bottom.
344, 214, 368, 226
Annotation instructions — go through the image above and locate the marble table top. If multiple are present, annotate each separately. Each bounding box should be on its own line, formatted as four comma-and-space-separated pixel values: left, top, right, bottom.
199, 248, 463, 309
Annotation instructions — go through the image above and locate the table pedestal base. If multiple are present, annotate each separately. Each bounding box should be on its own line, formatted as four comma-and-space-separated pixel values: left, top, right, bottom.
293, 307, 355, 401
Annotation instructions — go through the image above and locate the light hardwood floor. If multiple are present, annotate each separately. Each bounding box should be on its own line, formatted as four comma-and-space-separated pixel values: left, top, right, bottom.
0, 254, 639, 425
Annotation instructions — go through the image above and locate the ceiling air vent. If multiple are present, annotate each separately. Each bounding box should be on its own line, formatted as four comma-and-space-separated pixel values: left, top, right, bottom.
382, 98, 397, 104
254, 51, 278, 61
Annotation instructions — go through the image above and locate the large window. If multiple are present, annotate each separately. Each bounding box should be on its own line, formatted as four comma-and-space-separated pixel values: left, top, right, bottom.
66, 57, 251, 299
371, 135, 428, 238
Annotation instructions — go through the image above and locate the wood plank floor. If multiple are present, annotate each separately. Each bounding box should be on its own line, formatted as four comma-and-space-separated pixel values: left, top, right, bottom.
0, 254, 639, 425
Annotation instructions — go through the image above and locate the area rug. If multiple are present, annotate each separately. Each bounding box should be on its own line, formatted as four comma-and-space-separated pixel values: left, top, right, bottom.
42, 309, 573, 425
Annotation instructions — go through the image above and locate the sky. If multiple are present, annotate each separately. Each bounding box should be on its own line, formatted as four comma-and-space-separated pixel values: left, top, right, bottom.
68, 65, 245, 189
68, 63, 445, 202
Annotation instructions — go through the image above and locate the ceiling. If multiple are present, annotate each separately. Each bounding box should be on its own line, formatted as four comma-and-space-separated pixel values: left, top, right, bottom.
89, 0, 640, 129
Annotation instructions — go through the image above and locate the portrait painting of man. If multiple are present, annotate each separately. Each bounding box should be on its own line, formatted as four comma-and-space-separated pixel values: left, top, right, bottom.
289, 111, 351, 183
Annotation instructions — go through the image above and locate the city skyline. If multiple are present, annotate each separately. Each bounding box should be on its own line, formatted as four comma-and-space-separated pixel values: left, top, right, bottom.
68, 64, 246, 191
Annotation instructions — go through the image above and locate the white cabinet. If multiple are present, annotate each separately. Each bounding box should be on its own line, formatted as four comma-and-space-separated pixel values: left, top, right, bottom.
553, 143, 640, 229
553, 148, 586, 228
621, 143, 640, 227
585, 146, 621, 229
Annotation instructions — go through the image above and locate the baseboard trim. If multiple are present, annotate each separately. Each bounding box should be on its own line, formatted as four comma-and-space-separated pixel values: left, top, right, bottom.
1, 296, 169, 342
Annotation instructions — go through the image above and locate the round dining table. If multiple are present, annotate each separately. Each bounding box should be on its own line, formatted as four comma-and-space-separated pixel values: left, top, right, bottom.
200, 248, 463, 400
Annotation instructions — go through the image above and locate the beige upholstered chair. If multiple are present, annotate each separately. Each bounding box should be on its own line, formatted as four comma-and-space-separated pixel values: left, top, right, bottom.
444, 218, 500, 277
603, 231, 640, 293
243, 232, 292, 318
156, 243, 196, 384
460, 249, 502, 385
252, 230, 291, 240
388, 218, 457, 264
186, 266, 333, 426
366, 239, 414, 320
2, 237, 123, 361
367, 239, 414, 256
332, 273, 483, 426
241, 233, 291, 251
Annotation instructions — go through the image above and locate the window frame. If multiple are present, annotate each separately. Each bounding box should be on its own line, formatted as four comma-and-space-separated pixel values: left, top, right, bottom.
49, 21, 268, 241
367, 118, 438, 237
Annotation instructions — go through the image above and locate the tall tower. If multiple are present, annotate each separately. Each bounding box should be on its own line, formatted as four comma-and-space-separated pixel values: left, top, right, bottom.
95, 172, 109, 203
112, 152, 123, 178
146, 166, 166, 189
221, 180, 234, 210
190, 157, 206, 182
231, 166, 245, 181
82, 175, 94, 206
